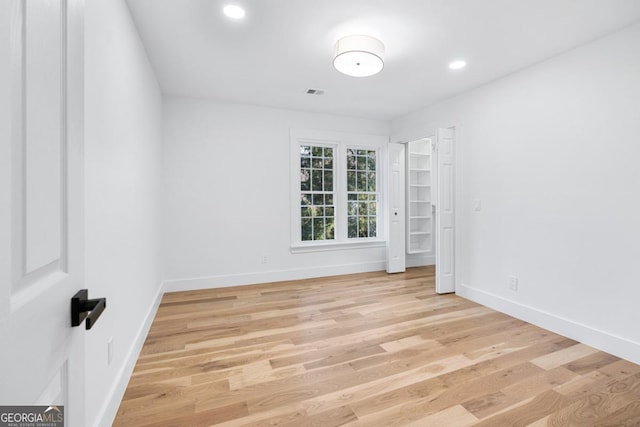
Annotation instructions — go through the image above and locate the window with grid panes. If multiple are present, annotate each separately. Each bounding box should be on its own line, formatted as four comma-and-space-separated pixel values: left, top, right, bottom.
291, 129, 385, 250
346, 149, 377, 238
299, 145, 335, 241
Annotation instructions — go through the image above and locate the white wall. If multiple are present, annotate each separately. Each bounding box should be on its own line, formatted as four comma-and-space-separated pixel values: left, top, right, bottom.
85, 0, 163, 425
0, 1, 10, 316
392, 23, 640, 363
162, 96, 389, 290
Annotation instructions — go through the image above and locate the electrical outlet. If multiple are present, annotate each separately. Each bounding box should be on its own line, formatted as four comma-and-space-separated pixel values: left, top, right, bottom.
107, 338, 114, 365
509, 276, 518, 291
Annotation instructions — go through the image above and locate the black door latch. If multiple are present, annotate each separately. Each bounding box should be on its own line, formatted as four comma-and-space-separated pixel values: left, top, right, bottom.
71, 289, 106, 330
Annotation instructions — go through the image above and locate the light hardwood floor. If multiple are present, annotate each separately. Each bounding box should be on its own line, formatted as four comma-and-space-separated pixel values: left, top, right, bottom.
114, 266, 640, 426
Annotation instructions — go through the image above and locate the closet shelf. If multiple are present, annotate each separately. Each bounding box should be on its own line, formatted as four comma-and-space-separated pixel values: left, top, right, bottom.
406, 139, 434, 255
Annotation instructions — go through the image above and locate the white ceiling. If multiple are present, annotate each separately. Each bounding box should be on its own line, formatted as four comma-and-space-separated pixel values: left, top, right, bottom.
125, 0, 640, 120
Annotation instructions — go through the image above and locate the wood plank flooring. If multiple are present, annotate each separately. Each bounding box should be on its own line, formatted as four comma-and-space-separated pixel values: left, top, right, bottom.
113, 266, 640, 426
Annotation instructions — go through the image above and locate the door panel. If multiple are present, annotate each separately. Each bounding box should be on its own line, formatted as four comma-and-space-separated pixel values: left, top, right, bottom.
1, 1, 86, 425
386, 143, 406, 273
436, 128, 455, 293
24, 0, 63, 272
13, 0, 66, 293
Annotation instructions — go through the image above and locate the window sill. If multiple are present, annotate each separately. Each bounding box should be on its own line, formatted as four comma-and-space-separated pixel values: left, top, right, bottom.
290, 239, 386, 254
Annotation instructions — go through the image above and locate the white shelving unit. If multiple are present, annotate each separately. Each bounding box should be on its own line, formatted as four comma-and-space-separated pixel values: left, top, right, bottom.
407, 139, 433, 254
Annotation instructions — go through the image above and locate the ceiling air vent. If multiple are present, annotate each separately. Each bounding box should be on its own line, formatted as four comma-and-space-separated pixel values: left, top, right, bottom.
306, 88, 325, 95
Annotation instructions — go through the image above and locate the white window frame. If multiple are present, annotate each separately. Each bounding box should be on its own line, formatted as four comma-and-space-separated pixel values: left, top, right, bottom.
290, 129, 387, 253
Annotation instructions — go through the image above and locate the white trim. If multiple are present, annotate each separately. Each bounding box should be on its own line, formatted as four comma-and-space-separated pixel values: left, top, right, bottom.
96, 283, 164, 427
163, 261, 386, 293
291, 239, 385, 253
457, 283, 640, 365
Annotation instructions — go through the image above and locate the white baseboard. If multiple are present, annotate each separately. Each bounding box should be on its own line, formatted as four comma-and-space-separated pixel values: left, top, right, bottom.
406, 254, 435, 268
96, 283, 164, 427
163, 260, 387, 292
457, 283, 640, 365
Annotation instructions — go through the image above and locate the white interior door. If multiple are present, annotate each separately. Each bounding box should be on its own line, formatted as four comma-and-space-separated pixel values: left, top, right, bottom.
386, 142, 406, 273
435, 128, 455, 293
0, 1, 86, 425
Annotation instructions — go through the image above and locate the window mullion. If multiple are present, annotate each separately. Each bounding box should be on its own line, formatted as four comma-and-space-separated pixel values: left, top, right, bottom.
341, 143, 349, 242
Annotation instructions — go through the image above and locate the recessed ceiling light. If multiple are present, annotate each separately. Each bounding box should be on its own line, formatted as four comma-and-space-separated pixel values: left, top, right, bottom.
223, 4, 245, 20
449, 60, 467, 70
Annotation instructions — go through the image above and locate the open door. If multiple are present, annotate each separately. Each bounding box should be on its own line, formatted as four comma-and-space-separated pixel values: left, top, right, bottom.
0, 1, 87, 425
435, 128, 455, 293
386, 142, 406, 273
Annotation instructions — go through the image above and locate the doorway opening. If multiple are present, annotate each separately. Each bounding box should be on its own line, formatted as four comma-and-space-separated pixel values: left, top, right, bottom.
387, 128, 456, 294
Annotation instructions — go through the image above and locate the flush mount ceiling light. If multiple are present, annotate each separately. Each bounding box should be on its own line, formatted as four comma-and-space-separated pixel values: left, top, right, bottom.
333, 35, 385, 77
223, 4, 245, 19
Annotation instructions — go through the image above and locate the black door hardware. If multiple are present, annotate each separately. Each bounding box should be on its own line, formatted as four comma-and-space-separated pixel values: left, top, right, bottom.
71, 289, 106, 330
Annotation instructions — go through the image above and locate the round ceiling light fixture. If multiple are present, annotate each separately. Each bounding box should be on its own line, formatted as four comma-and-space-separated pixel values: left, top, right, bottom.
333, 35, 385, 77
